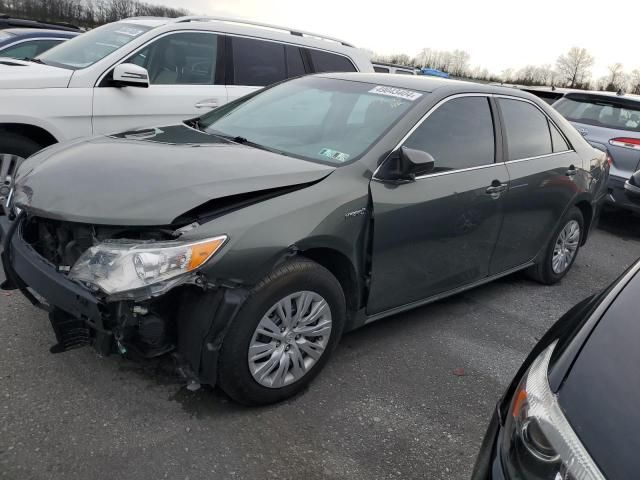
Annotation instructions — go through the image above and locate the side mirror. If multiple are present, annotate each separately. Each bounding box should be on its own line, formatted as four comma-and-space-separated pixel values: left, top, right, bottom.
112, 63, 150, 88
379, 147, 435, 182
624, 170, 640, 203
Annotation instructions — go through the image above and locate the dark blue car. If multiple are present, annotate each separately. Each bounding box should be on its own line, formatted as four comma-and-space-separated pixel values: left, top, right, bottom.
0, 28, 78, 59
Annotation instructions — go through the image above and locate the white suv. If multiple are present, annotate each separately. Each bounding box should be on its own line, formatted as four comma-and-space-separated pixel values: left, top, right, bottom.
0, 16, 373, 166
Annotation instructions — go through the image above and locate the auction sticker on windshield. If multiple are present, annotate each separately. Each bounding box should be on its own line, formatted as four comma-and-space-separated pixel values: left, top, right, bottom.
319, 148, 350, 162
369, 86, 423, 101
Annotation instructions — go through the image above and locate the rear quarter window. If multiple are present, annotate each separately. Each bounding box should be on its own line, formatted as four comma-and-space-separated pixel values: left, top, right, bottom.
309, 49, 357, 73
499, 98, 553, 160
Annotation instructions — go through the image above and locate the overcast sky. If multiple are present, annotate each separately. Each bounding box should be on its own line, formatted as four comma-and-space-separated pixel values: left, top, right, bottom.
148, 0, 637, 79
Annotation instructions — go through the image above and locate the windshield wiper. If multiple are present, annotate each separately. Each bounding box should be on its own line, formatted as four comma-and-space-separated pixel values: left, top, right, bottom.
213, 132, 287, 155
22, 57, 45, 64
184, 118, 203, 131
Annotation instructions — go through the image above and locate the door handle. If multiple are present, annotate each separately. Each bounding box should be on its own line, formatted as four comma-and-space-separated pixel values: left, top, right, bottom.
194, 100, 219, 109
485, 182, 507, 198
566, 165, 578, 177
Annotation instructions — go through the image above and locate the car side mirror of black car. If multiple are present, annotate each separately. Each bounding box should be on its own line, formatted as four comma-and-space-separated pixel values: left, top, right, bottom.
624, 170, 640, 203
378, 147, 435, 183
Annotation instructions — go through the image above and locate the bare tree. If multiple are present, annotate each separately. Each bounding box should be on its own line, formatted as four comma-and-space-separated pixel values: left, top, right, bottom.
629, 69, 640, 95
1, 0, 189, 29
604, 63, 626, 91
556, 47, 594, 88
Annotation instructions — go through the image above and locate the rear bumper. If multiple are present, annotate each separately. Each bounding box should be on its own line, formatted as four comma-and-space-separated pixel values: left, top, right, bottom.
606, 174, 640, 213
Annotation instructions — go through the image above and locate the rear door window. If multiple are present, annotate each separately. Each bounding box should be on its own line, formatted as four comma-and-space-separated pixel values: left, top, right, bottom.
285, 45, 306, 78
232, 37, 286, 86
374, 66, 389, 73
403, 96, 495, 172
308, 49, 356, 73
498, 98, 552, 160
554, 95, 640, 132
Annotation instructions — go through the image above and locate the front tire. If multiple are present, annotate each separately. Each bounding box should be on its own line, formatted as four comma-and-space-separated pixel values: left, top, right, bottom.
0, 132, 43, 200
218, 258, 346, 406
527, 206, 584, 285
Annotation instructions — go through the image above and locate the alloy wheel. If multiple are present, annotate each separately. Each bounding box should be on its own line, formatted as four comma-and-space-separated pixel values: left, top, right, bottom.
248, 291, 332, 388
552, 220, 580, 274
0, 153, 24, 198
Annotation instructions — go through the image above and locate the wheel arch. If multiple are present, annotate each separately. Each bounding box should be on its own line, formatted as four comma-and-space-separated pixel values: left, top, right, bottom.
574, 199, 594, 246
298, 246, 362, 323
0, 123, 59, 148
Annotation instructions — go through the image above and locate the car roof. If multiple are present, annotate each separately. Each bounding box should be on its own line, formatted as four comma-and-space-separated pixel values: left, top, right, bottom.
317, 72, 537, 98
563, 90, 640, 104
2, 28, 78, 37
120, 16, 364, 56
0, 15, 80, 31
373, 62, 416, 70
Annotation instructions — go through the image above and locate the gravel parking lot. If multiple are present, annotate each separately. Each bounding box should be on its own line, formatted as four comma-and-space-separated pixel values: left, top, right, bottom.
1, 210, 639, 480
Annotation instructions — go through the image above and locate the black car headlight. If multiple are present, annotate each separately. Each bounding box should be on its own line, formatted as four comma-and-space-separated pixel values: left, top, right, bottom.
501, 341, 605, 479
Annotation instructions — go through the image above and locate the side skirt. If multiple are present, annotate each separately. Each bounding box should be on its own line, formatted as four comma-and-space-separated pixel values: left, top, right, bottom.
362, 261, 535, 326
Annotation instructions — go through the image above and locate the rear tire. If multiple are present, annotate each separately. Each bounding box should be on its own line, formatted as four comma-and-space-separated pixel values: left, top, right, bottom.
218, 258, 346, 406
527, 206, 584, 285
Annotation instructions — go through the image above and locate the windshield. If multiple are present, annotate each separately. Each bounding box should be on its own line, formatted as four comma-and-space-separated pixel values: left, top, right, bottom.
38, 22, 151, 70
198, 77, 423, 165
554, 95, 640, 132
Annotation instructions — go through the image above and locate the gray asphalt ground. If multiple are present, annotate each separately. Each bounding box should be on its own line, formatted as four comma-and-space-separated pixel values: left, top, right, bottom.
2, 210, 639, 480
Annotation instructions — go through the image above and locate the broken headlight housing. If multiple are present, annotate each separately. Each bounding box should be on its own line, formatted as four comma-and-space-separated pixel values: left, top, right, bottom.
69, 235, 227, 296
501, 340, 605, 480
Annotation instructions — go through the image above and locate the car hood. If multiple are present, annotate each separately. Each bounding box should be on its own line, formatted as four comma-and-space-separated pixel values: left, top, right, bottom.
14, 124, 335, 225
0, 58, 73, 88
556, 269, 640, 479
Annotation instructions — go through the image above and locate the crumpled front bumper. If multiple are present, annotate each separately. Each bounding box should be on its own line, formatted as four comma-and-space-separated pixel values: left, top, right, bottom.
0, 214, 249, 385
0, 214, 112, 352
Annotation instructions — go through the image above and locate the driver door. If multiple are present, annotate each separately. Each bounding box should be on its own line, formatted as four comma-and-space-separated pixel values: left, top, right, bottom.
92, 32, 227, 135
367, 95, 509, 314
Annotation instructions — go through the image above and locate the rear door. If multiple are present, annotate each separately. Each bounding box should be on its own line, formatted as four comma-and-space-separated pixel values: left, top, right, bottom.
92, 31, 226, 134
489, 96, 579, 274
368, 95, 509, 314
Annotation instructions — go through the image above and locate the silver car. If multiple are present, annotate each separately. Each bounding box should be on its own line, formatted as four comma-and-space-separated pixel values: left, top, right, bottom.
554, 91, 640, 212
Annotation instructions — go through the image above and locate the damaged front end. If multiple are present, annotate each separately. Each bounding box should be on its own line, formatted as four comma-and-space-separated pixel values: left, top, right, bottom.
1, 214, 241, 385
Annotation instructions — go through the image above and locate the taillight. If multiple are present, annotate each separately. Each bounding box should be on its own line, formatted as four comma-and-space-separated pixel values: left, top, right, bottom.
609, 137, 640, 150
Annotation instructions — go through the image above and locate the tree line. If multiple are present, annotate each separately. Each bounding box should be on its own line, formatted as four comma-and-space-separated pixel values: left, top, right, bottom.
373, 46, 640, 94
0, 0, 189, 28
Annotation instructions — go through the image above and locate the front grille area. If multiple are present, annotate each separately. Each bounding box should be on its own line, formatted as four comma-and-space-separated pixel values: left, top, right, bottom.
22, 217, 95, 269
21, 216, 175, 270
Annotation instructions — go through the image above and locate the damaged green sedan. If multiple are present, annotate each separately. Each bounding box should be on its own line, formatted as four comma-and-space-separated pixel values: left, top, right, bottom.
1, 73, 608, 405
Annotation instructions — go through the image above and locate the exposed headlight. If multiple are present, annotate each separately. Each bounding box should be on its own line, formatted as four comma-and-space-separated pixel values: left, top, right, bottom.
69, 236, 227, 296
501, 341, 605, 480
